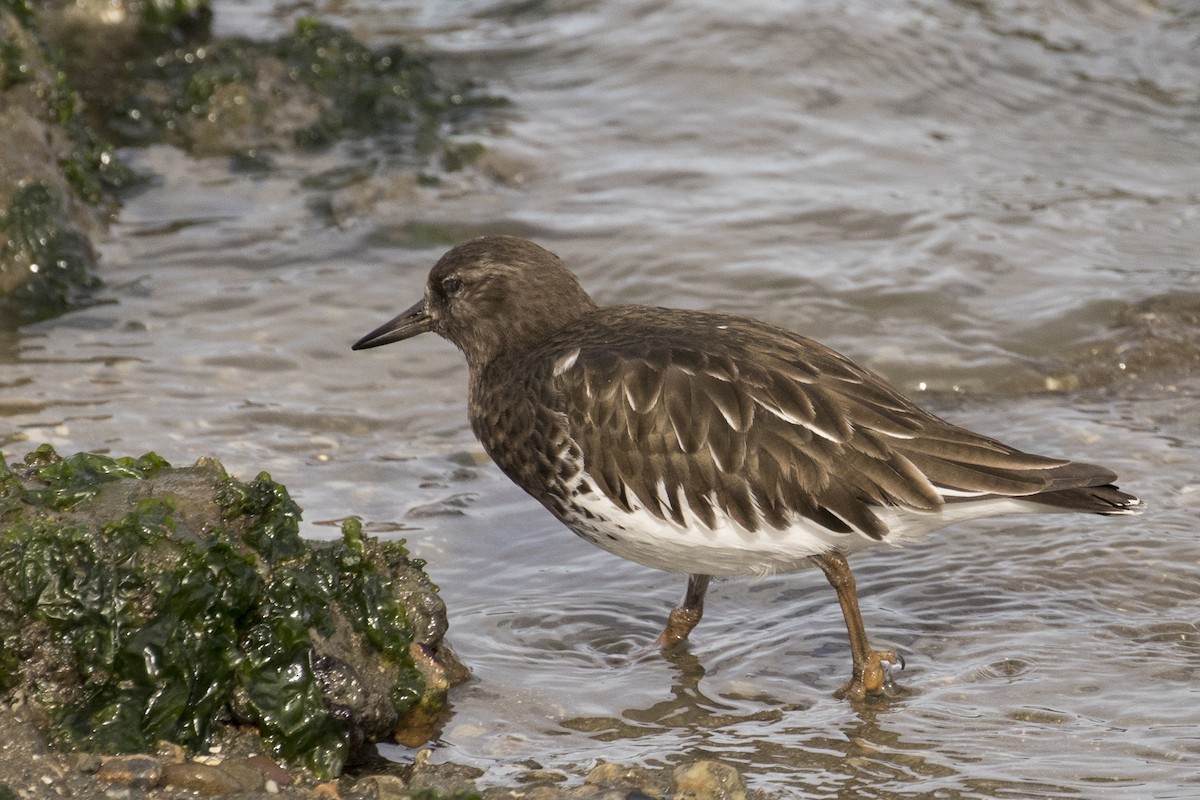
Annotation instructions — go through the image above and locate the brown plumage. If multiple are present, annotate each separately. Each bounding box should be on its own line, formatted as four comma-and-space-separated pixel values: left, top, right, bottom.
353, 235, 1143, 700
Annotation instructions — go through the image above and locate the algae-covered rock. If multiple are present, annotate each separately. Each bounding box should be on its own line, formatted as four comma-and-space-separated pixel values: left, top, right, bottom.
0, 445, 461, 778
0, 2, 133, 328
47, 6, 497, 169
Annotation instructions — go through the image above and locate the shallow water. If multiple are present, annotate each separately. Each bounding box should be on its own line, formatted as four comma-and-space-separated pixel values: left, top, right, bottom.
5, 0, 1200, 796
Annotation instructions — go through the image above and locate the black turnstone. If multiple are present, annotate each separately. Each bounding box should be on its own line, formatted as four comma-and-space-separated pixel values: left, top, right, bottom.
353, 235, 1143, 700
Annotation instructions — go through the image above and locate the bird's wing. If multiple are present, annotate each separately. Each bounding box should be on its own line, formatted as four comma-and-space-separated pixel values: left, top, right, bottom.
550, 316, 1082, 540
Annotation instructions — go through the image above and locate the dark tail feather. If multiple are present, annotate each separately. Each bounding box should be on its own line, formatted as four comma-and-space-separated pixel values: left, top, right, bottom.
1025, 484, 1144, 515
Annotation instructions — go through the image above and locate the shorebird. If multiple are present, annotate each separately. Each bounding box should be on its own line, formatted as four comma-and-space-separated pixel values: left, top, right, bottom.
353, 235, 1142, 700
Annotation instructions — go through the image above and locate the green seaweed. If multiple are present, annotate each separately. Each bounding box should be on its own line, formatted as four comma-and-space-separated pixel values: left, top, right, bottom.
139, 0, 212, 43
0, 40, 29, 90
0, 446, 426, 778
279, 17, 463, 151
0, 184, 100, 328
0, 0, 35, 29
105, 16, 498, 168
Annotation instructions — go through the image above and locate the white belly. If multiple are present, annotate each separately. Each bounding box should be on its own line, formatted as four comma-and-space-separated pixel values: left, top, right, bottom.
555, 470, 1046, 577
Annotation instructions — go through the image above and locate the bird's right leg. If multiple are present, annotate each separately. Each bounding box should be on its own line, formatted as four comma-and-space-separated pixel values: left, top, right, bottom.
810, 550, 902, 700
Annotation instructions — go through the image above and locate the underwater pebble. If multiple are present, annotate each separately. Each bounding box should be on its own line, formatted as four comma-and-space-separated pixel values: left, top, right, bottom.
585, 762, 669, 797
671, 761, 747, 800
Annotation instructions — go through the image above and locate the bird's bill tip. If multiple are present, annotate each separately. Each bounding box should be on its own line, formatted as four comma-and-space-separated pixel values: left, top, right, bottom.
352, 300, 433, 350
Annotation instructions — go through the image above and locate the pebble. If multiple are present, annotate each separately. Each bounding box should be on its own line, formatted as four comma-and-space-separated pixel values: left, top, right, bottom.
67, 752, 103, 774
352, 774, 408, 800
155, 741, 187, 764
671, 761, 747, 800
585, 762, 669, 798
311, 782, 341, 799
96, 754, 163, 789
213, 758, 265, 791
161, 763, 243, 795
248, 754, 293, 786
407, 748, 484, 794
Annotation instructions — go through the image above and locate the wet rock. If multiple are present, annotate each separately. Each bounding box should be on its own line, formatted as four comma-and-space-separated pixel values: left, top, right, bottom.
671, 761, 747, 800
154, 741, 186, 765
212, 757, 268, 791
0, 5, 127, 327
96, 754, 163, 789
42, 6, 496, 175
585, 762, 669, 798
67, 751, 103, 773
160, 763, 244, 794
995, 292, 1200, 396
406, 748, 485, 795
351, 774, 408, 800
247, 754, 292, 786
0, 446, 458, 778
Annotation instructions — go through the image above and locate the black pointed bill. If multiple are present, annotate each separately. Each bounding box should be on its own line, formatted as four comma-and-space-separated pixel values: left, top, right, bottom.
352, 299, 433, 350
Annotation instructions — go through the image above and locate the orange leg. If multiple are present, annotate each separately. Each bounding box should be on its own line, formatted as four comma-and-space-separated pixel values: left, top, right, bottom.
655, 574, 711, 651
810, 551, 902, 700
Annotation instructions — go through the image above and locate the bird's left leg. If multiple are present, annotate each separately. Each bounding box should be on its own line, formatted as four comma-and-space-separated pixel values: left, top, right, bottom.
655, 574, 711, 651
810, 551, 902, 700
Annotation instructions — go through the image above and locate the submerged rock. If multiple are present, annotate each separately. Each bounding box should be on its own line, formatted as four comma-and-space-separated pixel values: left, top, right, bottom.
671, 761, 748, 800
0, 445, 462, 778
995, 291, 1200, 396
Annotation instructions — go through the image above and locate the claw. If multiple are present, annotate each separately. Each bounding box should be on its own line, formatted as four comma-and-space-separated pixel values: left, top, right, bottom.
834, 648, 903, 701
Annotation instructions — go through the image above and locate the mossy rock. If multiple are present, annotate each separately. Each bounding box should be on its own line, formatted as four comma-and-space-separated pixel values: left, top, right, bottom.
0, 445, 461, 778
0, 3, 136, 328
50, 9, 500, 168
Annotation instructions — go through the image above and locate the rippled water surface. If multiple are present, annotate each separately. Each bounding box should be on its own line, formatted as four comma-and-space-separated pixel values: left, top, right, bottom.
5, 1, 1200, 796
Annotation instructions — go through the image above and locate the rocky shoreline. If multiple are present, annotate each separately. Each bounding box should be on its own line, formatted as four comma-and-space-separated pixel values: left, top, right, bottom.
1, 696, 767, 800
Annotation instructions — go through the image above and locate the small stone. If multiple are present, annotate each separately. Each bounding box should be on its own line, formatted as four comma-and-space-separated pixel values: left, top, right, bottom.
155, 741, 187, 764
67, 752, 103, 774
585, 762, 668, 798
248, 754, 292, 786
352, 775, 408, 800
671, 761, 747, 800
520, 769, 568, 784
96, 755, 163, 790
265, 778, 279, 794
407, 748, 483, 795
311, 782, 341, 799
161, 763, 242, 795
213, 758, 265, 791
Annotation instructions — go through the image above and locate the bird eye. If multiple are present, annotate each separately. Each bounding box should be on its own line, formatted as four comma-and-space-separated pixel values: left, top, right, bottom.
441, 277, 463, 296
